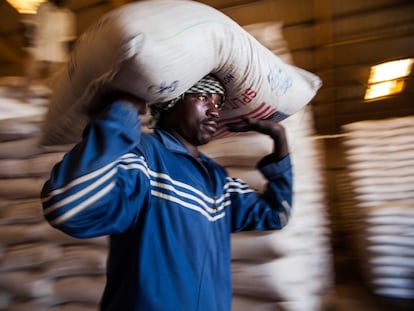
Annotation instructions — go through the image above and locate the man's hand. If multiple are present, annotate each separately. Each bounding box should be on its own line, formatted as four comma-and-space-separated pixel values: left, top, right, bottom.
88, 91, 148, 119
226, 117, 289, 159
120, 94, 148, 116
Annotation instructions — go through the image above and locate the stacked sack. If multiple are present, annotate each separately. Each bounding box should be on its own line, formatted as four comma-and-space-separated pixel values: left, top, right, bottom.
201, 107, 333, 311
340, 116, 414, 306
0, 82, 108, 311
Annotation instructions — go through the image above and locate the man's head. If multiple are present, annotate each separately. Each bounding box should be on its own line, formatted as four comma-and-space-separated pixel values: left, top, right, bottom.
150, 74, 226, 148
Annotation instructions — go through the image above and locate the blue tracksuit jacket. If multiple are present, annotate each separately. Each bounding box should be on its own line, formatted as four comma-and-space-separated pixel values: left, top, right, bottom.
41, 101, 293, 311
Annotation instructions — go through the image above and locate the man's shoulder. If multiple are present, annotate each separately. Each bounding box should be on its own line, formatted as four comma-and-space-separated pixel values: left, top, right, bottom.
139, 131, 161, 146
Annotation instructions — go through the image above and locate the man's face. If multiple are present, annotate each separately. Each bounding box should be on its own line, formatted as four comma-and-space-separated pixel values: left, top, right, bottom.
165, 93, 223, 146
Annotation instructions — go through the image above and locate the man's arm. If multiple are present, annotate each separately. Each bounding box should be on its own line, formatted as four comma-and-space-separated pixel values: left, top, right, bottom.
226, 117, 293, 232
41, 99, 150, 238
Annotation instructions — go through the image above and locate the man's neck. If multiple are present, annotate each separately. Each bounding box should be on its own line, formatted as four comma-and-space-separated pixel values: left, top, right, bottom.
167, 129, 199, 158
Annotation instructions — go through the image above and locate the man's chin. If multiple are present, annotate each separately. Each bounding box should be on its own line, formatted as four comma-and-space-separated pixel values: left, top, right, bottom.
197, 134, 214, 146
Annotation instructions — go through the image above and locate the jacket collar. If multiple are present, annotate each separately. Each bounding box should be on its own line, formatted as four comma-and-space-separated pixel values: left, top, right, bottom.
155, 129, 211, 161
155, 129, 192, 155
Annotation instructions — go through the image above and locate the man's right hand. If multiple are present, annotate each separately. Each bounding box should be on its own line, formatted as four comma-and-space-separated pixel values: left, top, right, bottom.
88, 91, 148, 119
226, 117, 289, 159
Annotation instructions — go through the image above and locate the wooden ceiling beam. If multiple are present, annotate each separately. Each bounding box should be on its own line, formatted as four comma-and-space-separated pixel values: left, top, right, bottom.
312, 0, 337, 134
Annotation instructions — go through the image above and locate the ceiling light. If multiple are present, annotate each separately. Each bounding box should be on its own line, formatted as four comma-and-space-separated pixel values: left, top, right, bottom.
364, 58, 413, 100
368, 58, 413, 84
6, 0, 46, 14
365, 80, 405, 100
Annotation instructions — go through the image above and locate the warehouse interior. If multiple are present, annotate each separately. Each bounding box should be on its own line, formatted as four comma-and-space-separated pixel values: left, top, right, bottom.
0, 0, 413, 310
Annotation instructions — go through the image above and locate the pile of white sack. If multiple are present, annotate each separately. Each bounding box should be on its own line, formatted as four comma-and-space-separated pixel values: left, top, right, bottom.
0, 83, 107, 311
201, 107, 334, 311
340, 116, 414, 304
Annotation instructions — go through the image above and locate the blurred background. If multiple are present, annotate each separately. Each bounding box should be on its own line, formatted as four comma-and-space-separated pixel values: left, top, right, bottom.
0, 0, 413, 310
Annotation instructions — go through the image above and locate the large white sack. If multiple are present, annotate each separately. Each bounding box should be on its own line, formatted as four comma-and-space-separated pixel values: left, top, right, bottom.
232, 255, 330, 300
0, 137, 72, 159
44, 246, 107, 278
200, 132, 274, 166
0, 152, 64, 178
41, 0, 321, 145
231, 230, 330, 261
0, 271, 54, 298
0, 243, 62, 272
0, 199, 44, 224
52, 276, 105, 304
